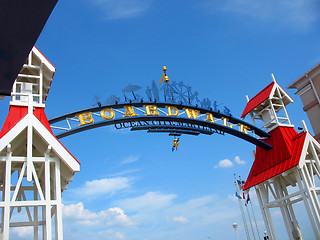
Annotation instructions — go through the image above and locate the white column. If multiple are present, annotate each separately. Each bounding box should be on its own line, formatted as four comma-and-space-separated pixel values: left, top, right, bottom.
27, 124, 33, 182
54, 159, 63, 240
273, 181, 295, 239
257, 183, 278, 240
2, 145, 12, 240
45, 149, 52, 240
34, 182, 39, 240
282, 185, 302, 239
255, 187, 273, 240
295, 169, 320, 238
300, 166, 320, 231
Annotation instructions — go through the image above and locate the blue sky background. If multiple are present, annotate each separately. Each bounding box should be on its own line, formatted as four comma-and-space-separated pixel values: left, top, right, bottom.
1, 0, 320, 239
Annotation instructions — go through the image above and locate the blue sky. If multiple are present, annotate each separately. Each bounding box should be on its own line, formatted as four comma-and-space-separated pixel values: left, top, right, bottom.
1, 0, 320, 239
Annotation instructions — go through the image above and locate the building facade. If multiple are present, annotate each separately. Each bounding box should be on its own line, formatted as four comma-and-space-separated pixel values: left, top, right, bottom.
288, 63, 320, 141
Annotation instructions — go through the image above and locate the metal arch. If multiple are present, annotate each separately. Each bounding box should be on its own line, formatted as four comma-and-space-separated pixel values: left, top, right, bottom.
48, 102, 272, 150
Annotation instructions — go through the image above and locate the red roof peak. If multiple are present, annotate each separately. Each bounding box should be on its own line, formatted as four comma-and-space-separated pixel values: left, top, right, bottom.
0, 106, 28, 139
241, 82, 275, 118
0, 106, 80, 165
243, 126, 306, 190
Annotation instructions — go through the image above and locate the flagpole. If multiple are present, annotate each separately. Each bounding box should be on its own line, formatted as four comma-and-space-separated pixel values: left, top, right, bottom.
250, 199, 261, 240
239, 175, 256, 240
245, 201, 257, 240
234, 174, 251, 240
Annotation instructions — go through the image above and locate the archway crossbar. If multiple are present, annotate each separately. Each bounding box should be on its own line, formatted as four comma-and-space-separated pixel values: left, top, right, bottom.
48, 102, 272, 150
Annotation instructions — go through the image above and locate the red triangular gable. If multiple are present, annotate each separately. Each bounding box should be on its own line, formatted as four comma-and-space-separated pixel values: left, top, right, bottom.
0, 106, 28, 138
241, 82, 275, 118
0, 106, 80, 165
244, 126, 306, 190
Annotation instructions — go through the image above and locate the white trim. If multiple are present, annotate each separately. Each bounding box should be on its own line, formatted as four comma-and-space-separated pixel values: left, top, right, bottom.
31, 114, 80, 172
0, 113, 80, 172
32, 47, 55, 72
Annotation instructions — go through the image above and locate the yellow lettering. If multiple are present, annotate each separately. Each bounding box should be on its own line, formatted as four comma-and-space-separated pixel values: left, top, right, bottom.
166, 106, 179, 116
239, 124, 250, 134
204, 113, 216, 123
144, 105, 160, 116
222, 117, 232, 128
123, 106, 138, 117
100, 108, 115, 120
76, 112, 94, 126
183, 108, 199, 119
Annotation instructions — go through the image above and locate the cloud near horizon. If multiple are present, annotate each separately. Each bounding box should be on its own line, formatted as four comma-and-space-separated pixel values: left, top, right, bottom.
63, 202, 135, 227
215, 156, 246, 168
215, 159, 234, 168
73, 177, 132, 198
116, 191, 177, 212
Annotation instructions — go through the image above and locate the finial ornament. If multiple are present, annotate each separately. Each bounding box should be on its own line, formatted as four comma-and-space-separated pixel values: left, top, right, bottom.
159, 66, 169, 85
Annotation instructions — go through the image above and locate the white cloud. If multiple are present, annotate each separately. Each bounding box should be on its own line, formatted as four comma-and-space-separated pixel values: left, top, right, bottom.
106, 168, 143, 177
215, 159, 234, 168
92, 0, 152, 20
62, 193, 259, 240
121, 155, 140, 165
172, 216, 188, 224
75, 177, 132, 198
164, 195, 241, 229
234, 156, 246, 165
98, 230, 126, 240
206, 0, 320, 31
63, 202, 135, 227
11, 227, 33, 238
117, 191, 177, 212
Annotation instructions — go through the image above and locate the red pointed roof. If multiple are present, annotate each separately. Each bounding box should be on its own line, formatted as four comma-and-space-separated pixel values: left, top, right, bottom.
0, 106, 80, 165
0, 106, 28, 138
241, 82, 275, 118
243, 126, 306, 190
33, 108, 80, 165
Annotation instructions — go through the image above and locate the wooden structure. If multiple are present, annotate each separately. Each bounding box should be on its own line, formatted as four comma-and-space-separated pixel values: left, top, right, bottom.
0, 47, 80, 240
242, 76, 320, 240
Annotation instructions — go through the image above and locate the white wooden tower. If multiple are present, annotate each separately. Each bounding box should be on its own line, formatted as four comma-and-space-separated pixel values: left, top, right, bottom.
242, 76, 320, 240
241, 74, 293, 132
0, 47, 80, 240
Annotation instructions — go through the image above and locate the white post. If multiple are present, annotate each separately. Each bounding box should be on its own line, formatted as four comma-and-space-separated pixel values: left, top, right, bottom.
281, 183, 302, 239
45, 147, 52, 240
268, 99, 279, 126
39, 64, 43, 105
257, 184, 278, 240
295, 169, 320, 238
245, 204, 257, 240
249, 200, 261, 240
34, 182, 39, 240
255, 187, 272, 238
2, 145, 12, 240
235, 179, 251, 240
27, 123, 33, 183
300, 166, 320, 228
273, 181, 294, 239
54, 158, 63, 240
232, 222, 240, 240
